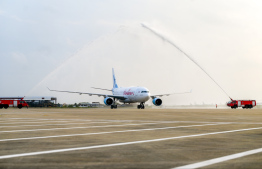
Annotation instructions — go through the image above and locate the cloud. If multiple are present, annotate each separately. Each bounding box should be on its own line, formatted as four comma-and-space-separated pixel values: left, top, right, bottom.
11, 52, 28, 65
0, 10, 36, 23
0, 10, 4, 15
64, 20, 86, 25
9, 15, 36, 24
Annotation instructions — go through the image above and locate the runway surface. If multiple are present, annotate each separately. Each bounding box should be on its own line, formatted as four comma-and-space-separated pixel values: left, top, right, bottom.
1, 108, 262, 168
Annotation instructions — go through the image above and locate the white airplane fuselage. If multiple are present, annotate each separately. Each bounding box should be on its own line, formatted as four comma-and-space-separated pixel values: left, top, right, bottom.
112, 87, 150, 103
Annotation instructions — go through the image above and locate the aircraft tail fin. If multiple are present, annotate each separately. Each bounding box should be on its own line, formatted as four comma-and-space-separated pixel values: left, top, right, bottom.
112, 68, 119, 89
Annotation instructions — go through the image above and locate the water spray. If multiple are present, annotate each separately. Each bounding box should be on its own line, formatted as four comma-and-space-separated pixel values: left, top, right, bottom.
141, 23, 231, 99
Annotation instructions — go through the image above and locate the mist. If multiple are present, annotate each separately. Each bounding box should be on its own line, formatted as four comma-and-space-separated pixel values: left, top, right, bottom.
1, 0, 262, 105
27, 25, 237, 105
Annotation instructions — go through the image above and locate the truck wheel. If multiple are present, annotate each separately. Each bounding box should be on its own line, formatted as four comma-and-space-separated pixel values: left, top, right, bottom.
4, 105, 9, 109
18, 105, 22, 109
0, 105, 3, 109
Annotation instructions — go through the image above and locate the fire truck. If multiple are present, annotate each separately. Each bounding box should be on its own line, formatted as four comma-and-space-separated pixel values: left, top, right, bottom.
227, 98, 256, 109
0, 97, 29, 109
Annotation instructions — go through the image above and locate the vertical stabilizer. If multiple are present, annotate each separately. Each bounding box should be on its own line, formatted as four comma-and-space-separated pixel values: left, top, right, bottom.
112, 68, 119, 89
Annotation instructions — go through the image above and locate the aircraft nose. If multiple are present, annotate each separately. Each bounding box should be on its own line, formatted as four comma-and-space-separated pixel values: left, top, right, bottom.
145, 93, 150, 100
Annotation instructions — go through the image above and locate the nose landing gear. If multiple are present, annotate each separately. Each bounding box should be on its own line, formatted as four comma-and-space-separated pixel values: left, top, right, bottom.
137, 102, 145, 109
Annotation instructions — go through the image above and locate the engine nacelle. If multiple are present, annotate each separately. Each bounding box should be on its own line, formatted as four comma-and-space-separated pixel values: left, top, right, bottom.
104, 97, 114, 106
152, 98, 162, 106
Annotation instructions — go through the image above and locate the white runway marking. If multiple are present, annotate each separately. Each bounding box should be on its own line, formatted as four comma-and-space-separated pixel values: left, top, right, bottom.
1, 118, 232, 123
173, 147, 262, 169
0, 120, 81, 125
1, 126, 262, 159
0, 121, 116, 128
0, 121, 181, 133
0, 123, 220, 142
2, 118, 92, 121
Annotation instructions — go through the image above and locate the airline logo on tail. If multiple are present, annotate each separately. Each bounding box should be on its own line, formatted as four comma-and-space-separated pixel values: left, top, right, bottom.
112, 68, 118, 89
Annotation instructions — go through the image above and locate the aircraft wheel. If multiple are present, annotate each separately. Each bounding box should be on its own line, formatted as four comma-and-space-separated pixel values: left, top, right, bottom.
114, 105, 117, 109
137, 105, 141, 109
111, 105, 114, 109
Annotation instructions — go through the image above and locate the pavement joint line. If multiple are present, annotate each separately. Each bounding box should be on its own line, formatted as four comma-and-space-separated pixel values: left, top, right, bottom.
1, 118, 261, 125
0, 123, 222, 142
0, 118, 233, 124
0, 119, 51, 122
1, 126, 262, 160
173, 147, 262, 169
0, 121, 230, 127
0, 121, 120, 128
0, 120, 91, 125
0, 121, 194, 133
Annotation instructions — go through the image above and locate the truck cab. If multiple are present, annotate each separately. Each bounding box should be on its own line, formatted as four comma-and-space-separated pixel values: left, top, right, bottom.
227, 100, 238, 109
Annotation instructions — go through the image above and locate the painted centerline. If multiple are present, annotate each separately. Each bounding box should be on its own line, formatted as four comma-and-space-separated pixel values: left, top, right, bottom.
1, 126, 262, 159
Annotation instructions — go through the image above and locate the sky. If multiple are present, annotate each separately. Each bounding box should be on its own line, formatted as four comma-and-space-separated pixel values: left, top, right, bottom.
1, 0, 262, 105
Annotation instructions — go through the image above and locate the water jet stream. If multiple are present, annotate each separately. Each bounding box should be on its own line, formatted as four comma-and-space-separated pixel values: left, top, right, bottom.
141, 23, 231, 99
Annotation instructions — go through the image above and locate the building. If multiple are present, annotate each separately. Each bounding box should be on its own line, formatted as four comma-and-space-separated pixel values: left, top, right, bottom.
79, 102, 102, 107
24, 96, 57, 107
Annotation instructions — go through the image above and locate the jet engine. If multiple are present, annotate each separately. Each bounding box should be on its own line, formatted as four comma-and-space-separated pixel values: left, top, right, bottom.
104, 97, 114, 106
152, 98, 162, 106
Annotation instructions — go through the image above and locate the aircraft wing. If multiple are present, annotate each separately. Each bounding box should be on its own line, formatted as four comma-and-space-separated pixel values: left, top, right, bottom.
91, 87, 112, 91
47, 88, 127, 100
151, 90, 192, 99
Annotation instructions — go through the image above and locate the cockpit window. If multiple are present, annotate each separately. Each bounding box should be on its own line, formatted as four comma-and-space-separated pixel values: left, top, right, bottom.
141, 91, 149, 93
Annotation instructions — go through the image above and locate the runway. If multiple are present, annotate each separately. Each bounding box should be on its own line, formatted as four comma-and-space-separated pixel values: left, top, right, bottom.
1, 108, 262, 168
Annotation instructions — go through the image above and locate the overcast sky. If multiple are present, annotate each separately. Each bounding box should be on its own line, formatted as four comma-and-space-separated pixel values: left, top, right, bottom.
1, 0, 262, 105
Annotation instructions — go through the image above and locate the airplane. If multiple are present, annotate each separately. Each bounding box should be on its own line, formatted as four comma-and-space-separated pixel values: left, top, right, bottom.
48, 68, 191, 109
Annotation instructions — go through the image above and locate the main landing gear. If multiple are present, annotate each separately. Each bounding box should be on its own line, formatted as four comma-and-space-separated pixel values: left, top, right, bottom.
111, 105, 117, 109
137, 102, 145, 109
111, 98, 117, 109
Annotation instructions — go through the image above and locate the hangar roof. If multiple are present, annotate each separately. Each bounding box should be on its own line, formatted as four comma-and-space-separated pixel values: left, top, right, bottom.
23, 96, 57, 101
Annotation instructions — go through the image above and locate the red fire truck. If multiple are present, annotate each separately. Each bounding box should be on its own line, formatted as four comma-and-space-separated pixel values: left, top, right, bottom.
0, 97, 29, 109
227, 98, 256, 109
